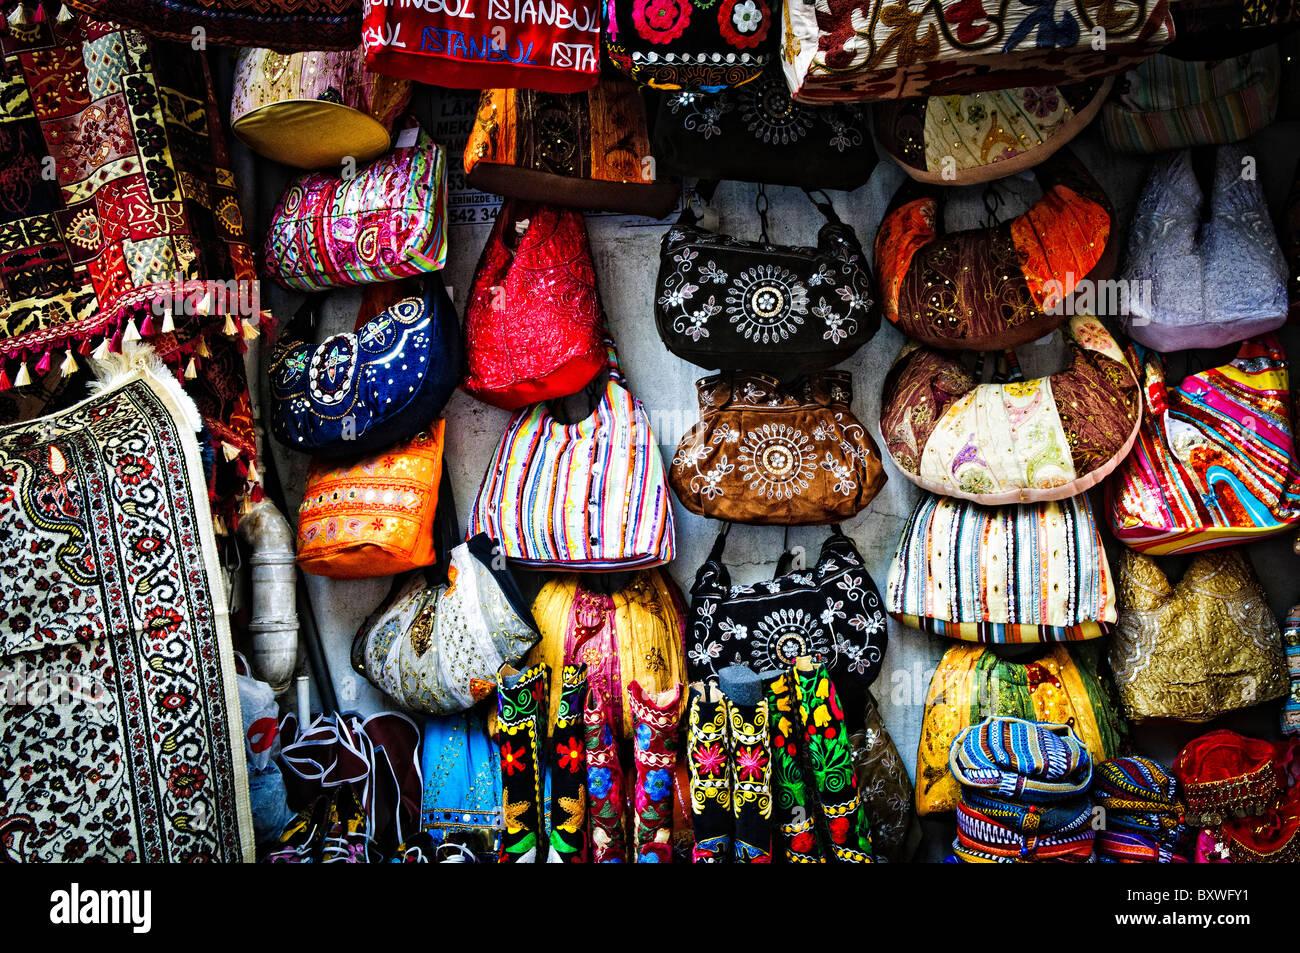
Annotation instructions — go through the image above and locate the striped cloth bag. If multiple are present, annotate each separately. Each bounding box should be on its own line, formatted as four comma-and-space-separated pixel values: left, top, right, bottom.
263, 119, 448, 290
467, 349, 675, 569
1107, 337, 1300, 555
1100, 48, 1280, 153
886, 493, 1116, 643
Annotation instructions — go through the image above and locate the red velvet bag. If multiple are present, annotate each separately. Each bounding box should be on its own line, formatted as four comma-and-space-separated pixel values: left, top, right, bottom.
462, 201, 607, 409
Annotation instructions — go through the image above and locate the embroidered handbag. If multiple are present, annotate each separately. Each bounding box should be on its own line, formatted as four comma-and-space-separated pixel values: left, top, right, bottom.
1100, 49, 1281, 153
686, 526, 888, 711
851, 689, 921, 863
231, 44, 413, 170
527, 569, 689, 739
604, 0, 777, 91
886, 492, 1117, 643
649, 65, 875, 190
269, 277, 462, 457
466, 351, 676, 569
297, 423, 446, 579
419, 709, 502, 855
655, 188, 878, 375
362, 0, 602, 91
669, 370, 886, 525
780, 0, 1174, 103
64, 0, 360, 50
1111, 549, 1288, 723
1118, 147, 1289, 351
916, 642, 1125, 815
874, 79, 1112, 185
464, 79, 680, 217
880, 314, 1141, 504
875, 150, 1115, 351
1107, 337, 1300, 554
263, 119, 448, 291
462, 201, 607, 410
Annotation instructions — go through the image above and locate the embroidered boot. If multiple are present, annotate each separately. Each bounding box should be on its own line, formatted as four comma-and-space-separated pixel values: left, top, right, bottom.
718, 665, 771, 863
686, 681, 732, 862
583, 688, 628, 862
628, 679, 682, 863
496, 662, 549, 863
766, 668, 824, 863
547, 663, 589, 863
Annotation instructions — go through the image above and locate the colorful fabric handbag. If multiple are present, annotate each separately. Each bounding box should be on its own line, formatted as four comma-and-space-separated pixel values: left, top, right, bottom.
527, 569, 689, 739
419, 709, 502, 856
851, 689, 921, 863
1100, 49, 1281, 153
1111, 549, 1288, 723
64, 0, 361, 50
462, 202, 607, 410
880, 315, 1141, 504
464, 79, 680, 217
269, 277, 461, 457
1283, 605, 1300, 737
297, 423, 446, 579
656, 188, 878, 375
362, 0, 602, 91
686, 526, 888, 713
875, 79, 1112, 185
466, 352, 676, 569
669, 370, 886, 525
0, 16, 257, 387
874, 150, 1115, 351
231, 44, 413, 170
1106, 337, 1300, 554
916, 642, 1125, 815
604, 0, 777, 91
951, 717, 1093, 803
1119, 146, 1289, 351
263, 119, 448, 291
649, 65, 875, 190
780, 0, 1174, 103
886, 492, 1117, 643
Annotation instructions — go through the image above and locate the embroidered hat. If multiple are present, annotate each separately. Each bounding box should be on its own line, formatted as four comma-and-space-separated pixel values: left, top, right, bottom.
1173, 730, 1296, 827
949, 716, 1093, 805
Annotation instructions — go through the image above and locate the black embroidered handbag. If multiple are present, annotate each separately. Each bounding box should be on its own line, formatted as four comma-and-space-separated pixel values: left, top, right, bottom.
655, 186, 879, 376
686, 526, 888, 713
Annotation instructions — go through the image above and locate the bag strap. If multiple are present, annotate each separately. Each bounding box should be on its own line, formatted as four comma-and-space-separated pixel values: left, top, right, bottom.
429, 464, 459, 587
802, 188, 843, 227
707, 522, 731, 562
677, 179, 721, 227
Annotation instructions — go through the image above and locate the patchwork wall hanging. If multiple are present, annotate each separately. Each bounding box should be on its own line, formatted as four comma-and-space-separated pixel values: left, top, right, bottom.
63, 0, 361, 51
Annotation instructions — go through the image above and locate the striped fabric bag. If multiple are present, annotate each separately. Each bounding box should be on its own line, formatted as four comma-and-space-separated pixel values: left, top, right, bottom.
467, 350, 675, 569
263, 119, 448, 290
886, 493, 1116, 643
1107, 337, 1300, 555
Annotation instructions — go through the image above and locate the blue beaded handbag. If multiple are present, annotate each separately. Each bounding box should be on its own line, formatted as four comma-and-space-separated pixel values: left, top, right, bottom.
269, 275, 461, 457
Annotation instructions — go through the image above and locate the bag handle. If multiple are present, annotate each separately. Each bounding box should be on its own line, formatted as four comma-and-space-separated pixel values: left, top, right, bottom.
802, 188, 843, 227
429, 464, 459, 587
677, 179, 721, 227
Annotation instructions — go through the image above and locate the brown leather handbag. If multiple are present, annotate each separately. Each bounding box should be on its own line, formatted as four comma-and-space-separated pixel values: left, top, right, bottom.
670, 371, 885, 525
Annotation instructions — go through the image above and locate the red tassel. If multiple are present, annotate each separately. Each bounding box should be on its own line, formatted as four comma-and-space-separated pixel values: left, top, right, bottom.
77, 337, 92, 356
32, 2, 44, 22
139, 313, 155, 337
34, 350, 50, 375
0, 366, 11, 392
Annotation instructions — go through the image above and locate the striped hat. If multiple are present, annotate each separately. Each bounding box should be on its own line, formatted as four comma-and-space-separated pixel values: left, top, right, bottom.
950, 717, 1093, 804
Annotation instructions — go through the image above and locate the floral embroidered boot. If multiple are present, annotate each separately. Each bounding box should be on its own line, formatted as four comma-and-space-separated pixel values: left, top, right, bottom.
718, 665, 771, 863
766, 668, 825, 863
583, 688, 628, 862
687, 681, 733, 862
792, 656, 874, 863
628, 679, 682, 863
547, 663, 589, 863
496, 662, 549, 863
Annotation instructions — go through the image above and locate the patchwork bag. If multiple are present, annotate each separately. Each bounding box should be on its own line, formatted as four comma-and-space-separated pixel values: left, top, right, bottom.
669, 370, 886, 525
1119, 146, 1289, 351
65, 0, 361, 50
1284, 605, 1300, 737
263, 119, 448, 291
916, 642, 1125, 815
649, 65, 875, 190
874, 150, 1115, 351
604, 0, 777, 91
362, 0, 602, 91
656, 187, 878, 375
527, 568, 689, 739
231, 44, 414, 170
1107, 337, 1300, 554
1111, 549, 1288, 723
1100, 49, 1281, 153
462, 201, 607, 410
464, 79, 680, 217
466, 352, 676, 569
780, 0, 1174, 103
875, 79, 1112, 185
686, 526, 888, 712
886, 492, 1117, 643
297, 423, 446, 579
880, 314, 1141, 504
269, 277, 462, 457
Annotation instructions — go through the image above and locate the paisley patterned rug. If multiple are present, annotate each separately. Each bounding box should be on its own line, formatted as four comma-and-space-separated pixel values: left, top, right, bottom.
0, 348, 252, 862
